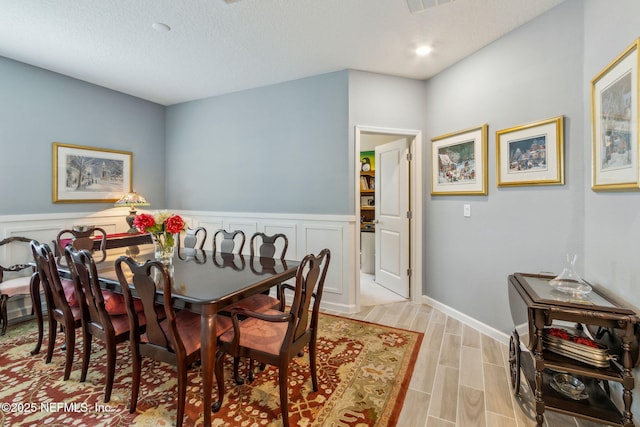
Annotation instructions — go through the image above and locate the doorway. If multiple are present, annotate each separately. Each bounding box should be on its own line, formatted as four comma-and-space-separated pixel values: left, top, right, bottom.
355, 126, 423, 309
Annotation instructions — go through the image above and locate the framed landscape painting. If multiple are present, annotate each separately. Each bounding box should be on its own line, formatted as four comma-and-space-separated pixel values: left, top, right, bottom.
431, 124, 488, 195
591, 38, 640, 191
53, 142, 132, 203
496, 116, 564, 187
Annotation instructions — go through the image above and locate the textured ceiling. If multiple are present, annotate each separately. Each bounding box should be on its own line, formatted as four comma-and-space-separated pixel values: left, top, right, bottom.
0, 0, 565, 106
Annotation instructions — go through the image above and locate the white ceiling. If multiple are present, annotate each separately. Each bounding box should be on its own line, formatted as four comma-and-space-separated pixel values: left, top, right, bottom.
0, 0, 565, 106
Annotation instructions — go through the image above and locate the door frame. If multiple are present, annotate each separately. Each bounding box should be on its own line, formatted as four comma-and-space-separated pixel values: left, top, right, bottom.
354, 125, 423, 309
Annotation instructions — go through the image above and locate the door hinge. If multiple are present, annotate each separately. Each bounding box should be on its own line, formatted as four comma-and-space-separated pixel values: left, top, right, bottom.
407, 268, 412, 277
406, 152, 413, 161
406, 211, 412, 219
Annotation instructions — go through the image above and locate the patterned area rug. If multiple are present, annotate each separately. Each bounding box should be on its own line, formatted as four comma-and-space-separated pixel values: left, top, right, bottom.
0, 313, 422, 426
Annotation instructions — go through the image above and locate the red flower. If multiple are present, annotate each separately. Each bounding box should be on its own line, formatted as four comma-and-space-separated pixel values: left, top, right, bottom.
133, 213, 155, 231
165, 215, 185, 234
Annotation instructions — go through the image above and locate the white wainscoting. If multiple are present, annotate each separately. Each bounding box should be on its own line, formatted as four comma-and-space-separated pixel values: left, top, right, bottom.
0, 209, 359, 325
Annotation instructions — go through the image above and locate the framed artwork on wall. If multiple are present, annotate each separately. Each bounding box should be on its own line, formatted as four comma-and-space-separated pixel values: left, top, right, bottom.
496, 116, 564, 187
431, 124, 488, 195
360, 151, 375, 171
591, 38, 639, 191
52, 142, 132, 203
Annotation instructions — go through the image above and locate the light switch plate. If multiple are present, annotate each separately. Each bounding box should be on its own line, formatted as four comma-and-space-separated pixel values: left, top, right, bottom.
463, 204, 471, 217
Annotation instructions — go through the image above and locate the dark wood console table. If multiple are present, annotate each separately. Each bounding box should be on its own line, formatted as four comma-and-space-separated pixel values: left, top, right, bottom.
508, 272, 640, 426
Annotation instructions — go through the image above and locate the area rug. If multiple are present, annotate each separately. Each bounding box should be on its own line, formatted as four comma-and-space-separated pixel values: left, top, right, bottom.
0, 313, 422, 426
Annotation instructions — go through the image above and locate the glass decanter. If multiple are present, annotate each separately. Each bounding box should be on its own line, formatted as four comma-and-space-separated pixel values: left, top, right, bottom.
548, 253, 592, 295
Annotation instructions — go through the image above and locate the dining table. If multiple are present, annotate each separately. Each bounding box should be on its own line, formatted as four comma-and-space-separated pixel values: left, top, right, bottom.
29, 246, 299, 427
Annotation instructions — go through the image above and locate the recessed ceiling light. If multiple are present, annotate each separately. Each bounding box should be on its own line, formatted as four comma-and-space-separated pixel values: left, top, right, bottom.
152, 22, 171, 33
416, 46, 432, 57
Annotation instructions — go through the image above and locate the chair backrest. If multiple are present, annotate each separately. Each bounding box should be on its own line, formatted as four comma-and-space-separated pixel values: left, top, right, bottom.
56, 227, 108, 265
180, 227, 207, 250
212, 229, 245, 254
31, 240, 73, 319
249, 232, 288, 260
114, 256, 183, 364
64, 245, 111, 331
287, 249, 330, 345
0, 236, 33, 283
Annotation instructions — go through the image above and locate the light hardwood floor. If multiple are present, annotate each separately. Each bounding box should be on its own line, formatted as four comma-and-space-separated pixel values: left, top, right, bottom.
322, 300, 610, 427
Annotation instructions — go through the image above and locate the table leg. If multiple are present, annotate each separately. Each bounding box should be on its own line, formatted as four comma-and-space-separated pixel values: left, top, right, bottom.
201, 307, 217, 427
30, 272, 43, 355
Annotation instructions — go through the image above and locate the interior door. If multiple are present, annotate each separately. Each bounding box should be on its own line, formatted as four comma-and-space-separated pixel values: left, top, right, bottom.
374, 138, 409, 298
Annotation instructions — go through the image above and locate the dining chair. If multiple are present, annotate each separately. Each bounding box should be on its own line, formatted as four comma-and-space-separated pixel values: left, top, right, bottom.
30, 240, 82, 380
226, 232, 288, 313
179, 226, 207, 250
56, 227, 108, 266
114, 255, 232, 427
214, 249, 330, 427
212, 229, 245, 254
64, 245, 153, 402
0, 236, 34, 335
178, 227, 207, 263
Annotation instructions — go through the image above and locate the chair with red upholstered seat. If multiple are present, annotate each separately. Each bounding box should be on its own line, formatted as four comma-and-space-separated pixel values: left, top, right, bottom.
56, 227, 108, 266
65, 245, 156, 402
214, 249, 330, 427
30, 240, 82, 381
115, 256, 232, 427
0, 236, 35, 336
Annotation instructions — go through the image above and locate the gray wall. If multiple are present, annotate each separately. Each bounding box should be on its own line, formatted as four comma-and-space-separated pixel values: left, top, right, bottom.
165, 71, 349, 214
0, 57, 166, 215
423, 0, 585, 332
583, 0, 640, 310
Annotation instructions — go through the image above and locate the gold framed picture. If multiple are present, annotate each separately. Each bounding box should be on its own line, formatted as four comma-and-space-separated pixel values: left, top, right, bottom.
52, 142, 133, 203
591, 38, 639, 191
496, 116, 564, 187
431, 124, 488, 195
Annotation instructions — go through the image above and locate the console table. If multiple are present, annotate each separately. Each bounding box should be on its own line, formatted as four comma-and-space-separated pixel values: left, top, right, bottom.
508, 272, 640, 426
54, 232, 153, 257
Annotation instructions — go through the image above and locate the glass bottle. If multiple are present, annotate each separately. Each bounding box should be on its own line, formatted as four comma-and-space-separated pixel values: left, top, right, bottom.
549, 253, 592, 295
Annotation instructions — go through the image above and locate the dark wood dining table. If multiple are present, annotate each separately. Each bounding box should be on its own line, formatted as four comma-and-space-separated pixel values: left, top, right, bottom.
29, 247, 299, 427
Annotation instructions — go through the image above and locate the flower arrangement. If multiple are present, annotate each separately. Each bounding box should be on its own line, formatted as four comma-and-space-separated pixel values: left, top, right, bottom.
133, 211, 186, 262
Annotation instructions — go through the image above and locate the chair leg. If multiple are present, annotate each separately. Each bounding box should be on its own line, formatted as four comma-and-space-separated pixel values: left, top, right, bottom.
129, 351, 141, 413
309, 343, 318, 392
233, 356, 245, 385
45, 319, 57, 364
278, 365, 290, 427
176, 365, 187, 427
104, 340, 117, 402
0, 295, 8, 336
80, 331, 91, 382
62, 324, 75, 381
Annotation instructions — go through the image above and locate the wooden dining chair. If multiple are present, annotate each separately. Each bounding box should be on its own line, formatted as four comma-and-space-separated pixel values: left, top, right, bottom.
179, 226, 207, 250
178, 227, 207, 262
114, 256, 231, 427
212, 229, 245, 254
30, 240, 82, 380
65, 245, 154, 402
0, 236, 35, 335
214, 249, 330, 427
56, 227, 108, 266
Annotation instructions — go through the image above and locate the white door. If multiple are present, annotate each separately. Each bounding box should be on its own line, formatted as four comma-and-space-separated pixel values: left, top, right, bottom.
374, 138, 410, 298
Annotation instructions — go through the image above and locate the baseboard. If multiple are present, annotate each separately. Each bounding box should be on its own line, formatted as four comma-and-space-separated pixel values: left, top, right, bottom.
421, 295, 510, 345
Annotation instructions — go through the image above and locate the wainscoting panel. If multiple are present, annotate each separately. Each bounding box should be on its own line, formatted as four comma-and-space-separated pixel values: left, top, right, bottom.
0, 209, 359, 325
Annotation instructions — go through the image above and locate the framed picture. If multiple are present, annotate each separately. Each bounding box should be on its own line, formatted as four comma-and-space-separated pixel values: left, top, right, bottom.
52, 142, 132, 203
431, 124, 488, 195
591, 38, 639, 191
360, 151, 375, 171
496, 116, 564, 187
